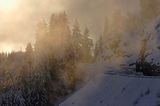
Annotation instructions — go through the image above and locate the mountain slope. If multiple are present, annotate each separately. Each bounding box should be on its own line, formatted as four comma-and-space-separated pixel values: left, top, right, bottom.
60, 72, 160, 106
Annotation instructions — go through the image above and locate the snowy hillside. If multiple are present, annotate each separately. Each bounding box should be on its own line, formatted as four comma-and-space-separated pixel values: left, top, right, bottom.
58, 15, 160, 106
60, 72, 160, 106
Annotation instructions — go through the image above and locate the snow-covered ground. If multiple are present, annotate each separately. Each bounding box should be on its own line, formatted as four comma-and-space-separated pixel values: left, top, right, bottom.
60, 71, 160, 106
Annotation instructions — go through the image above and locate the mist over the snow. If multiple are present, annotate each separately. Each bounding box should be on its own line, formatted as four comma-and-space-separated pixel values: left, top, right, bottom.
1, 0, 160, 106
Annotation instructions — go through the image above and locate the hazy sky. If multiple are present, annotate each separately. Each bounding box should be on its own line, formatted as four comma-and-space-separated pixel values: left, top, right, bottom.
0, 0, 140, 52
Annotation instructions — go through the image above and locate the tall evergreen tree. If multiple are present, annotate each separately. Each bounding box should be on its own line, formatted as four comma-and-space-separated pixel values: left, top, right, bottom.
35, 20, 48, 53
34, 12, 76, 103
72, 20, 83, 60
82, 27, 93, 62
72, 20, 82, 43
101, 12, 125, 60
25, 43, 33, 69
95, 34, 104, 59
26, 43, 33, 54
49, 12, 71, 54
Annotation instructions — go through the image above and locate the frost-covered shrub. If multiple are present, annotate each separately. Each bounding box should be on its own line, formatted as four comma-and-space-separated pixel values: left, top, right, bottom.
0, 68, 50, 106
0, 86, 25, 106
23, 73, 49, 106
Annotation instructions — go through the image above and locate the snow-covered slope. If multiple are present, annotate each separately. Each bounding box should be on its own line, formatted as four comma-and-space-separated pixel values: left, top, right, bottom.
60, 72, 160, 106
60, 16, 160, 106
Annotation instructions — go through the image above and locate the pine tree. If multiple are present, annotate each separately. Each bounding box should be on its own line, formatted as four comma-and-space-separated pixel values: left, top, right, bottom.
26, 43, 33, 54
25, 43, 33, 69
35, 20, 48, 53
33, 12, 75, 104
95, 35, 103, 59
72, 20, 83, 60
63, 44, 76, 91
72, 20, 82, 43
49, 12, 71, 54
101, 12, 125, 60
82, 27, 93, 62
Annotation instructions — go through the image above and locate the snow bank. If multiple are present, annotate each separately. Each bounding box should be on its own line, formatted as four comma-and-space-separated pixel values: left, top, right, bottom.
60, 73, 160, 106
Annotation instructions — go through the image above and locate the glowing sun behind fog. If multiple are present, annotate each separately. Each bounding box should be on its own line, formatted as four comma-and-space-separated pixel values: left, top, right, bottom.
0, 43, 14, 53
0, 0, 18, 11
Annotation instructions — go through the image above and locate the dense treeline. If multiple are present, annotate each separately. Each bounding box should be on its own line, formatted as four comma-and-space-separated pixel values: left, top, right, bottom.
0, 12, 93, 105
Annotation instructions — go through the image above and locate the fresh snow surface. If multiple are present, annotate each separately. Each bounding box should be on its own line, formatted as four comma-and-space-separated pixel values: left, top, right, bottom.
60, 71, 160, 106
